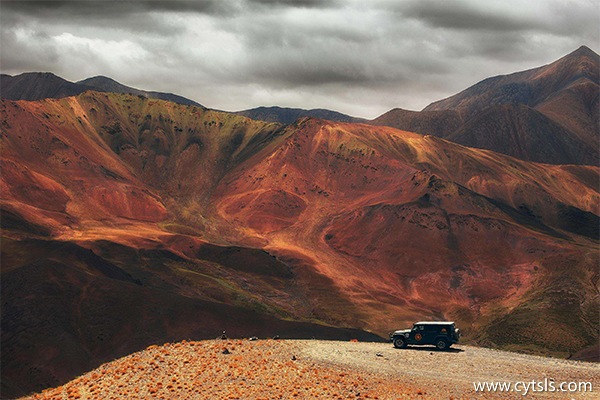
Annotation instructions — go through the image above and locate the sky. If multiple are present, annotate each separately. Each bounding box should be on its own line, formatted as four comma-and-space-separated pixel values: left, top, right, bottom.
1, 0, 598, 118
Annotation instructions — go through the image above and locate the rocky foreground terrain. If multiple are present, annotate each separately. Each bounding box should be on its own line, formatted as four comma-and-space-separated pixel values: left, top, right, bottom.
21, 339, 599, 399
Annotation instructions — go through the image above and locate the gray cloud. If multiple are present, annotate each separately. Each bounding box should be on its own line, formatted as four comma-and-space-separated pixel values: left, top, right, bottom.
396, 0, 545, 32
1, 1, 236, 16
247, 0, 341, 8
1, 0, 598, 118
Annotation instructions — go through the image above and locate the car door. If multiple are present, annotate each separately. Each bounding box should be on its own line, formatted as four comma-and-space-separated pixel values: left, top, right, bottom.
423, 324, 438, 344
411, 324, 425, 344
438, 325, 451, 342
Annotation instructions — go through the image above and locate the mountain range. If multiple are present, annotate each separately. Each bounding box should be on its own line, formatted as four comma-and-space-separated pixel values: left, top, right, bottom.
371, 46, 599, 165
2, 46, 597, 165
0, 73, 204, 107
1, 47, 599, 397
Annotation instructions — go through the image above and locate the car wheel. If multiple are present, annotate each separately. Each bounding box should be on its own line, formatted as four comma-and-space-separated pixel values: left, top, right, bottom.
435, 339, 448, 351
393, 336, 407, 349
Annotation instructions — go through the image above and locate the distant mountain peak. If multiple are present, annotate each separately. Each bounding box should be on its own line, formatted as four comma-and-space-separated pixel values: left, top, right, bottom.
553, 45, 599, 70
1, 72, 203, 107
16, 71, 67, 80
234, 105, 362, 124
22, 71, 58, 76
570, 45, 598, 57
374, 46, 599, 165
1, 72, 87, 101
79, 75, 120, 83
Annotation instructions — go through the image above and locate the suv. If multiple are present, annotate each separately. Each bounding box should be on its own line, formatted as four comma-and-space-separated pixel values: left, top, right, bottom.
390, 321, 460, 350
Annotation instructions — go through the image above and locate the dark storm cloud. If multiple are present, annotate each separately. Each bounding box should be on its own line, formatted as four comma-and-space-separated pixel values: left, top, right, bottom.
1, 0, 235, 16
396, 0, 544, 32
217, 6, 452, 89
247, 0, 340, 8
394, 0, 598, 40
0, 28, 60, 72
2, 0, 336, 19
0, 0, 597, 118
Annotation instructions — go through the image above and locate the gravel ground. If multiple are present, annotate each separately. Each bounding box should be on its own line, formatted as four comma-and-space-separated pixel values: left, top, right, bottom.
21, 339, 599, 399
300, 341, 600, 399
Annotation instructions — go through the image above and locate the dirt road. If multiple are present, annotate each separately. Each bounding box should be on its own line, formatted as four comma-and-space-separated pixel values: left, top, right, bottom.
300, 340, 600, 398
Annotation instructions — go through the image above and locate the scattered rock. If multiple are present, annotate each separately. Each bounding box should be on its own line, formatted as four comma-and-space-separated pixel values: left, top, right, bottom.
220, 331, 227, 340
249, 336, 258, 341
376, 353, 383, 357
272, 335, 280, 340
19, 339, 600, 400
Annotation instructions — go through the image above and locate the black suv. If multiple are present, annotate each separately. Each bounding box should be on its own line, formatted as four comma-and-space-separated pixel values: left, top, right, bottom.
390, 321, 460, 350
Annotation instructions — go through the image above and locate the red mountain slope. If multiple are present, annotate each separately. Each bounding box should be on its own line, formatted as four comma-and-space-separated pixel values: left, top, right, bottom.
215, 117, 598, 336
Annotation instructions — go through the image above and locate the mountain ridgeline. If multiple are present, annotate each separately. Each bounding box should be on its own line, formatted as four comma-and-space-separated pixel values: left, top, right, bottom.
234, 106, 362, 124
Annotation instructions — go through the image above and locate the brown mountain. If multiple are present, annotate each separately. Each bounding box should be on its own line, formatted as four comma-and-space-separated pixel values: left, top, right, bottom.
1, 91, 598, 397
77, 76, 204, 107
371, 46, 599, 165
424, 46, 599, 117
0, 72, 88, 101
370, 108, 462, 138
234, 105, 362, 124
445, 104, 597, 164
1, 72, 203, 107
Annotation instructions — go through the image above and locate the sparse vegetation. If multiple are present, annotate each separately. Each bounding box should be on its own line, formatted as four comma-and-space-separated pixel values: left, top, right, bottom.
20, 339, 600, 399
21, 340, 406, 399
